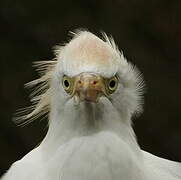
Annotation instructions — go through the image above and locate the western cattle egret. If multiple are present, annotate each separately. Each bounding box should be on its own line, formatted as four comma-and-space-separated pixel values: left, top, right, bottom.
2, 30, 181, 180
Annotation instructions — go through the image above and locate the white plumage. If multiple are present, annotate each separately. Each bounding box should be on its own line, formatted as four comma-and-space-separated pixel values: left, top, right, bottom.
2, 30, 181, 180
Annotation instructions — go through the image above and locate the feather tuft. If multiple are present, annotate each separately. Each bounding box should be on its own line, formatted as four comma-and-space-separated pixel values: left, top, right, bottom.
13, 60, 56, 126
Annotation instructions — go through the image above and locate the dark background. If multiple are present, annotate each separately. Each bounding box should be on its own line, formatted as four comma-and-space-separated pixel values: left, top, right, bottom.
0, 0, 181, 176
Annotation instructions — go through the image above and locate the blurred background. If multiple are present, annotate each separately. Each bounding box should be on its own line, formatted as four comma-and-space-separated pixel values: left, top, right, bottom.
0, 0, 181, 176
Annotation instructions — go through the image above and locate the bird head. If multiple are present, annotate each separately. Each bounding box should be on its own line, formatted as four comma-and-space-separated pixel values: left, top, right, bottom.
16, 30, 144, 132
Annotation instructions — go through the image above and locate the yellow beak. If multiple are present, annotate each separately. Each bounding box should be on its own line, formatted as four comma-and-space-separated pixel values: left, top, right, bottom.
74, 73, 105, 103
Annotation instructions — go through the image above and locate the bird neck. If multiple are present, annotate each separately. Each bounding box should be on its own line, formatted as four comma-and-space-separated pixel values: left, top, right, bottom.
40, 101, 141, 157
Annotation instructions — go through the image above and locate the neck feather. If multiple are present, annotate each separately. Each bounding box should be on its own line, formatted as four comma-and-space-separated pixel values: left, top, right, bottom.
41, 99, 141, 156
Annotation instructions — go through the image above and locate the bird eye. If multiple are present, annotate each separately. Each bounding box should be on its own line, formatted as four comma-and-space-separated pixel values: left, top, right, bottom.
109, 80, 116, 89
62, 76, 74, 94
105, 76, 118, 94
64, 79, 70, 88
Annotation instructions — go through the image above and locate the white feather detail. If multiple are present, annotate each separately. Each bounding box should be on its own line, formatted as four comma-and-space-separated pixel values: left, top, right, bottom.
143, 151, 181, 179
14, 60, 56, 125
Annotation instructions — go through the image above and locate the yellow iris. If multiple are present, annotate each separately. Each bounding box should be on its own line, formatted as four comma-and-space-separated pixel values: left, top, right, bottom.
62, 75, 75, 95
104, 76, 118, 95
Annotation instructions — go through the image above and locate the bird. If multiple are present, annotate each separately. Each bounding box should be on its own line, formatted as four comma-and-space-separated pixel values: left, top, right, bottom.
1, 30, 181, 180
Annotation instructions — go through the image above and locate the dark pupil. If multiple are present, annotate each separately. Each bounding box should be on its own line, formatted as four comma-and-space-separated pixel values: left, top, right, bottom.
64, 80, 70, 88
109, 80, 116, 88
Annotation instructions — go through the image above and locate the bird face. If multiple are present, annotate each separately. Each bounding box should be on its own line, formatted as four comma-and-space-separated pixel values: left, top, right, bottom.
62, 73, 118, 103
15, 30, 144, 126
49, 31, 144, 125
